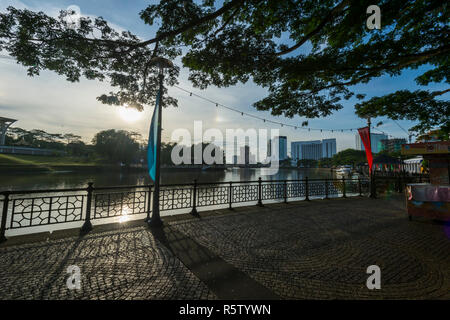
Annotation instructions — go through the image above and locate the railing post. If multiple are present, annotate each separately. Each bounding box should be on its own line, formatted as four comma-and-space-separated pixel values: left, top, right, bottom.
325, 178, 329, 200
0, 192, 10, 243
229, 181, 234, 210
358, 177, 362, 196
342, 176, 347, 198
190, 179, 199, 217
305, 177, 310, 201
370, 172, 377, 198
145, 185, 152, 222
257, 177, 263, 206
283, 180, 288, 203
80, 182, 93, 234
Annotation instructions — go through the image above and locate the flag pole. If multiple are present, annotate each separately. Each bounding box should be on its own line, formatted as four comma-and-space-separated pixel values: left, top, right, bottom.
148, 72, 164, 227
147, 57, 173, 228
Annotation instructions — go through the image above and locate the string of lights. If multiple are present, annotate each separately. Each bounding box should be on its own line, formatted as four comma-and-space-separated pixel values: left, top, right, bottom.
173, 84, 395, 136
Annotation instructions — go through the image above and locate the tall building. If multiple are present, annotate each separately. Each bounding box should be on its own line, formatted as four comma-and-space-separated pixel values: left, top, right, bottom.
355, 133, 388, 154
268, 136, 288, 161
322, 138, 337, 159
291, 139, 337, 160
380, 138, 407, 153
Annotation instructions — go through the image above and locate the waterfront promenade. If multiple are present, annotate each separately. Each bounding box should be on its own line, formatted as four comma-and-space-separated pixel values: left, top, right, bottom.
0, 195, 449, 300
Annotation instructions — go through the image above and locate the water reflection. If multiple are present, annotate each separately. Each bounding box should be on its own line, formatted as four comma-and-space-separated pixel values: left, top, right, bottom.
0, 168, 335, 191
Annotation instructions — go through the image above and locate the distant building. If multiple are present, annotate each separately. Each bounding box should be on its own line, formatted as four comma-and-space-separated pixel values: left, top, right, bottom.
291, 139, 337, 161
239, 145, 250, 165
268, 136, 288, 161
322, 139, 337, 159
355, 133, 388, 154
380, 138, 407, 153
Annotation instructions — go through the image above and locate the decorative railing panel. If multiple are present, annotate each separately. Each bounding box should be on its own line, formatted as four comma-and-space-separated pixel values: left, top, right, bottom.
10, 194, 84, 228
160, 187, 192, 211
232, 184, 258, 203
286, 182, 306, 198
197, 185, 229, 207
262, 183, 285, 200
93, 191, 147, 219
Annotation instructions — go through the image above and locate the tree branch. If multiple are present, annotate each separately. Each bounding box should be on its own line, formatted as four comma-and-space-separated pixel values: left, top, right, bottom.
274, 0, 350, 56
135, 0, 246, 48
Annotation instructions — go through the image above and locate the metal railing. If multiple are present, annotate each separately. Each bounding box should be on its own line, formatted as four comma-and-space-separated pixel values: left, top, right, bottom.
0, 175, 426, 242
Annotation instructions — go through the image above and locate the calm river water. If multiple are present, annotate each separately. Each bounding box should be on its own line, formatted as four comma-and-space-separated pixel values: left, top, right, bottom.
0, 168, 335, 191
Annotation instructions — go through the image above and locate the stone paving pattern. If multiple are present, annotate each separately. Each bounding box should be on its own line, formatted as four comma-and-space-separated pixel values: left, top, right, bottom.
0, 227, 215, 299
0, 195, 449, 299
171, 197, 450, 299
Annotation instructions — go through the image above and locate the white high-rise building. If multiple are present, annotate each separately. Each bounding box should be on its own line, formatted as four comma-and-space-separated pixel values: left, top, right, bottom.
291, 139, 337, 161
355, 133, 388, 154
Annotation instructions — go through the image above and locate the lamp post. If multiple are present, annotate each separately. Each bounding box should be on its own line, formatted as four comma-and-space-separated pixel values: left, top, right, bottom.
147, 57, 173, 228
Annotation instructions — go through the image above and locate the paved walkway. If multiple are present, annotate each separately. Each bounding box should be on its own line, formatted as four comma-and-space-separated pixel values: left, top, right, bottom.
0, 195, 449, 299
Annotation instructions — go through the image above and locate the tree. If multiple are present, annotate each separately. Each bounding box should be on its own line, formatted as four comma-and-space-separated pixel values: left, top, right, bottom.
92, 129, 140, 164
331, 149, 367, 166
297, 159, 318, 168
1, 1, 448, 133
63, 133, 82, 144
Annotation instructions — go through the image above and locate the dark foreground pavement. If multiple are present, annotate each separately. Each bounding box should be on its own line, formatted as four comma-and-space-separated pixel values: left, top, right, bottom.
0, 195, 449, 299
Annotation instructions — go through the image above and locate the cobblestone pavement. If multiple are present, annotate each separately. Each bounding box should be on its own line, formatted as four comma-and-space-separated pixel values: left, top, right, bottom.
0, 226, 215, 299
170, 196, 450, 299
1, 196, 449, 299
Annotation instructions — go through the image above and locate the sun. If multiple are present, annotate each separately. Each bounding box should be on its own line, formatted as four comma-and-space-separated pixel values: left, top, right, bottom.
117, 106, 143, 122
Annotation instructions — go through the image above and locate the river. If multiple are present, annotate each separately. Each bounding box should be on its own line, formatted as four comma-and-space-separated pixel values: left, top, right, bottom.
0, 167, 336, 191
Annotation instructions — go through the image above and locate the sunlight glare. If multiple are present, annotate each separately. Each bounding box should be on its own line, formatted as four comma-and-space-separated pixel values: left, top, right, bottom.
117, 106, 142, 122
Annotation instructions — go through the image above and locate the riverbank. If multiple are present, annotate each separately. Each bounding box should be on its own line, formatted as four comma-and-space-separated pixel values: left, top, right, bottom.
0, 154, 141, 174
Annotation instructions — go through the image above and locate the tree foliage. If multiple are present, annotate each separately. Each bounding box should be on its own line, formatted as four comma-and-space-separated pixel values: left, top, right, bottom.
330, 149, 367, 166
1, 0, 448, 133
92, 129, 140, 164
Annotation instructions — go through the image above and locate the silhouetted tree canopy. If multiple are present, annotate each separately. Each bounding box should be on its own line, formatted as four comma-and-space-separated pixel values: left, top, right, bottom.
92, 129, 140, 164
1, 0, 448, 133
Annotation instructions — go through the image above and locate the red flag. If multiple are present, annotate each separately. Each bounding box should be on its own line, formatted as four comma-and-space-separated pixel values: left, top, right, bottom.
358, 127, 373, 175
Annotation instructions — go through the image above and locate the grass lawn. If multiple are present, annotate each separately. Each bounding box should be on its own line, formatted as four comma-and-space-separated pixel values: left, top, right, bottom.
0, 154, 100, 167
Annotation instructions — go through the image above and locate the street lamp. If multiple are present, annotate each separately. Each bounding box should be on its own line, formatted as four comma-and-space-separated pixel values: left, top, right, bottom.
147, 57, 173, 228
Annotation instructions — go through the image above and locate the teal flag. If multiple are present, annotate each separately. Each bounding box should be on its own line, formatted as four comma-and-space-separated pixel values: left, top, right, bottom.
147, 91, 160, 181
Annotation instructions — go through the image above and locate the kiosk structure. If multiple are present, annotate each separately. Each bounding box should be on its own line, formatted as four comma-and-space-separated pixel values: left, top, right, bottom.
402, 141, 450, 221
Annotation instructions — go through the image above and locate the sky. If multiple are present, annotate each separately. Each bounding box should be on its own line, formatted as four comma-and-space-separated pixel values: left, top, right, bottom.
0, 0, 448, 156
